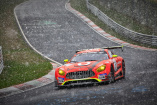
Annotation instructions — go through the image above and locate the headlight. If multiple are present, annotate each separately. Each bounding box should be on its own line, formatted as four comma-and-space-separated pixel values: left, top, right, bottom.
58, 69, 65, 76
96, 65, 106, 72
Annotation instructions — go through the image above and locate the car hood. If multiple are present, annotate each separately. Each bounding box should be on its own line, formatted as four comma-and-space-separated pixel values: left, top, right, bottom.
60, 61, 101, 72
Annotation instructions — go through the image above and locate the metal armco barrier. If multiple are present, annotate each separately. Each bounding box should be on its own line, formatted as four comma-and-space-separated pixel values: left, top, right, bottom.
86, 0, 157, 46
0, 46, 4, 74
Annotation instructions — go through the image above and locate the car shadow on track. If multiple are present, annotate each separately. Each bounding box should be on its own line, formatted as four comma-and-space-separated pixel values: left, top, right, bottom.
54, 78, 126, 90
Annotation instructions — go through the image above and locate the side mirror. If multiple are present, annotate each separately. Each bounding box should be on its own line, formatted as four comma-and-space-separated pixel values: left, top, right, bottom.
64, 59, 69, 63
112, 55, 118, 58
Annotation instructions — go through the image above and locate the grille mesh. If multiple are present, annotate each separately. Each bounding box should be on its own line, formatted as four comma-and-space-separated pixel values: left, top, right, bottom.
66, 71, 95, 79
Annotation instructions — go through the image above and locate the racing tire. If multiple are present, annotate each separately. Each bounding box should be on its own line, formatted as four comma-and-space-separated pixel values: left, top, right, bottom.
57, 86, 65, 89
108, 65, 115, 83
122, 61, 126, 79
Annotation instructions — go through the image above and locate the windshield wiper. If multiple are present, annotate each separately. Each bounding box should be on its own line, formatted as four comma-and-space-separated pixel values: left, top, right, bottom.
85, 60, 97, 61
70, 61, 78, 63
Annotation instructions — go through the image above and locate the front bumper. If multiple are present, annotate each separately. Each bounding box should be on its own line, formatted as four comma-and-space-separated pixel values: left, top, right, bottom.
55, 77, 109, 87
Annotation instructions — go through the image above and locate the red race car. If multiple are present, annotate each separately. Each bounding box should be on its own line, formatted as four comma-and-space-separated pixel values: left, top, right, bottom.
55, 46, 125, 87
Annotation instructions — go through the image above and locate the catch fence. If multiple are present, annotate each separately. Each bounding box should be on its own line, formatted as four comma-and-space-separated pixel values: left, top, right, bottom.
0, 46, 4, 74
86, 0, 157, 46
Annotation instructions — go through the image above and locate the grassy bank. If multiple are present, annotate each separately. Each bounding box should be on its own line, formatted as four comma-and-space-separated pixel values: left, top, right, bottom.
70, 0, 157, 49
89, 0, 156, 36
0, 0, 52, 89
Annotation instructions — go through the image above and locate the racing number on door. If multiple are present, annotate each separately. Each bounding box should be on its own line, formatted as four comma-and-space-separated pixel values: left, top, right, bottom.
113, 59, 117, 72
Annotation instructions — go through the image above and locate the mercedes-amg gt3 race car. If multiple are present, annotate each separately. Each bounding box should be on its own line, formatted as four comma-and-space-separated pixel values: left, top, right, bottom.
55, 46, 125, 87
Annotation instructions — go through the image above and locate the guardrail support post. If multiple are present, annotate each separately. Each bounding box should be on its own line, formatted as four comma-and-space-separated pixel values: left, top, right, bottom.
0, 46, 4, 74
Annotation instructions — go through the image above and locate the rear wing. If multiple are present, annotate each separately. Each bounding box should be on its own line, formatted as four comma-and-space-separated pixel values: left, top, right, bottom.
76, 45, 124, 53
102, 45, 124, 51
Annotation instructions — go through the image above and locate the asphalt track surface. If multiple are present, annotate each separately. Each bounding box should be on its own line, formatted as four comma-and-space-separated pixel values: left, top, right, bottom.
1, 0, 157, 105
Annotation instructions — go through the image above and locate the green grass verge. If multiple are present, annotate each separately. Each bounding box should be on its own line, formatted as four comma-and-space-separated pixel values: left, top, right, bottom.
70, 0, 157, 49
0, 0, 52, 89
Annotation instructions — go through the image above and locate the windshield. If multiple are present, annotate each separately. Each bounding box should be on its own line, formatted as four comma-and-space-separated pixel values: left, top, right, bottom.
70, 52, 109, 63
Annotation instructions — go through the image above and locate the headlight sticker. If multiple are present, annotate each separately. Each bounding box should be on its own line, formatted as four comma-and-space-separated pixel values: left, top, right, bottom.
98, 73, 107, 79
58, 77, 64, 83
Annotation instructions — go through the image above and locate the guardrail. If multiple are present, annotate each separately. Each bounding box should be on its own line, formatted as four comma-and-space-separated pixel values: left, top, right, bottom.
0, 46, 4, 74
86, 0, 157, 46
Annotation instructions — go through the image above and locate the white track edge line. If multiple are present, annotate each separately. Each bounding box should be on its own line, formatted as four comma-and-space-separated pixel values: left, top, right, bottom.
14, 3, 62, 66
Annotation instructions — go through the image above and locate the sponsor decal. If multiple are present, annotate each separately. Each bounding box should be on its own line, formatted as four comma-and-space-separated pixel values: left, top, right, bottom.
98, 73, 107, 79
117, 61, 121, 65
64, 64, 72, 67
58, 77, 64, 83
105, 61, 109, 63
78, 62, 91, 66
99, 73, 107, 76
112, 59, 117, 71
